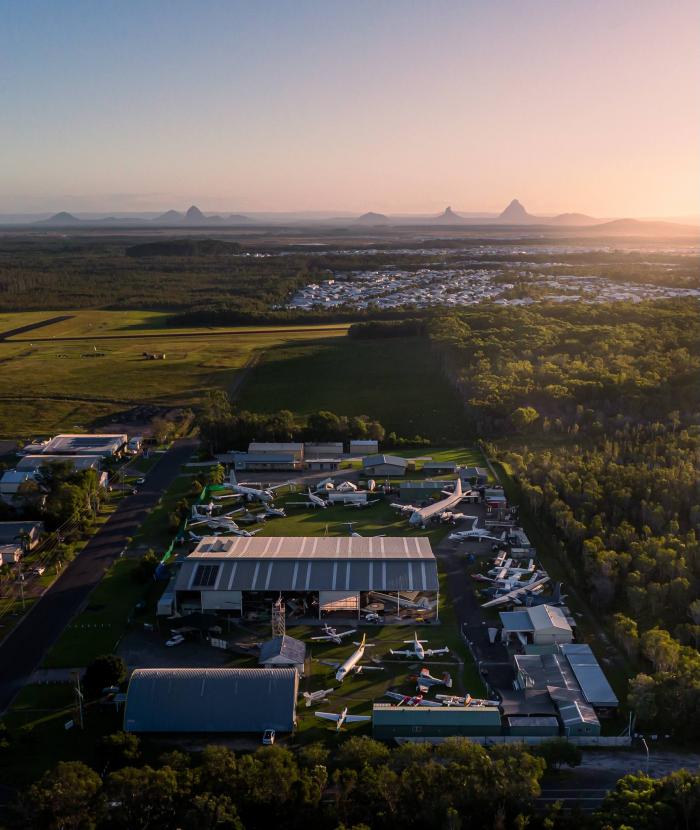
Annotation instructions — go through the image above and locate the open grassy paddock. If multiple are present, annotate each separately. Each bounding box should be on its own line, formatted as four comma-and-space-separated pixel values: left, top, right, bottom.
237, 335, 470, 443
0, 310, 349, 437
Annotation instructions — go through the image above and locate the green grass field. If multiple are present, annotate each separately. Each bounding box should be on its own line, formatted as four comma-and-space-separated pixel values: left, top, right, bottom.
42, 557, 161, 669
237, 336, 471, 443
0, 311, 349, 437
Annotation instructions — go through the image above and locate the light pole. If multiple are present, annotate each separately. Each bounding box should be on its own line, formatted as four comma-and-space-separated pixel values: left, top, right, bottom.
641, 737, 650, 776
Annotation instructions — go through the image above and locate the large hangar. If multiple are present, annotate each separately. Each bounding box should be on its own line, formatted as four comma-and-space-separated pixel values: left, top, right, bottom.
173, 536, 440, 622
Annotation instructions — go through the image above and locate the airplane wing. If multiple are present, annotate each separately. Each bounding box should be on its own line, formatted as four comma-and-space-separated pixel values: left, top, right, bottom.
355, 665, 384, 674
318, 660, 341, 668
389, 649, 412, 657
425, 647, 450, 656
338, 629, 357, 639
418, 700, 444, 707
344, 715, 371, 723
310, 635, 332, 642
314, 712, 340, 722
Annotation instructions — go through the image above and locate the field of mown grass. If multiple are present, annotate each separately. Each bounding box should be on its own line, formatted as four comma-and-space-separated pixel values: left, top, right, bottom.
0, 311, 349, 437
237, 336, 472, 443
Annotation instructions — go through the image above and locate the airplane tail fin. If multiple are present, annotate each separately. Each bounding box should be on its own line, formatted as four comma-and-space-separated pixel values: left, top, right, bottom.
443, 673, 453, 689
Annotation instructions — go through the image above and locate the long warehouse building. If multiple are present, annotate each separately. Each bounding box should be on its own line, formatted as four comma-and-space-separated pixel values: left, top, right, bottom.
170, 535, 440, 622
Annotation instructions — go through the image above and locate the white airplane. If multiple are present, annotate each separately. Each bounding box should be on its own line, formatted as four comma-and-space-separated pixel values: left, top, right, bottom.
191, 502, 215, 520
448, 528, 506, 543
480, 575, 551, 608
413, 667, 453, 691
287, 488, 328, 509
390, 631, 449, 660
384, 691, 442, 707
260, 504, 286, 519
314, 707, 371, 731
406, 478, 465, 528
310, 624, 358, 645
436, 693, 501, 707
344, 498, 382, 510
302, 688, 335, 707
322, 635, 384, 682
345, 522, 362, 538
223, 471, 288, 504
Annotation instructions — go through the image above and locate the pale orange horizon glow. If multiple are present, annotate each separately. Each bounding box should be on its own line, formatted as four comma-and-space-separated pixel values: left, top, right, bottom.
1, 1, 698, 218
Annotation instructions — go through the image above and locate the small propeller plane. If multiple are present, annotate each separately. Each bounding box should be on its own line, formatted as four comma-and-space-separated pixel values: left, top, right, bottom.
412, 667, 453, 692
384, 691, 441, 707
314, 707, 371, 731
302, 688, 335, 707
320, 635, 384, 682
310, 624, 358, 645
287, 488, 328, 509
390, 631, 450, 660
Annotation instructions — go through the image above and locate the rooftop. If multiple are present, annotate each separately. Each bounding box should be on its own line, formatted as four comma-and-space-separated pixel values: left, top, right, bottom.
500, 604, 572, 633
189, 535, 435, 561
123, 667, 298, 733
362, 454, 409, 467
561, 643, 619, 707
259, 635, 306, 665
248, 442, 303, 452
0, 521, 43, 544
40, 433, 127, 455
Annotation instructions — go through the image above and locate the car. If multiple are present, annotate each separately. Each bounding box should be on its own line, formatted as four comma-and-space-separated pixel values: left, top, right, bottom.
136, 477, 146, 485
165, 634, 185, 647
262, 729, 275, 745
29, 566, 46, 576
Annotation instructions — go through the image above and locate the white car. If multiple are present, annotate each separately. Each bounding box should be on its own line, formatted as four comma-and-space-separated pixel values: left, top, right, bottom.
136, 477, 146, 485
165, 634, 185, 647
262, 729, 276, 745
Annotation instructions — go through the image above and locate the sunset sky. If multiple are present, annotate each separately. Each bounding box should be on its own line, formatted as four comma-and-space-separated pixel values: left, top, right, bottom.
1, 0, 698, 217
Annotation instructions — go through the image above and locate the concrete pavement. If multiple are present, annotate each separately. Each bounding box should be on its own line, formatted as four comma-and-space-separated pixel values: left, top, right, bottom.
0, 437, 197, 713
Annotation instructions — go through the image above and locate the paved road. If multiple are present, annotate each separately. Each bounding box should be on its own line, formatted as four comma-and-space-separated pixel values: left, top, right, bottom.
0, 437, 197, 713
0, 315, 73, 341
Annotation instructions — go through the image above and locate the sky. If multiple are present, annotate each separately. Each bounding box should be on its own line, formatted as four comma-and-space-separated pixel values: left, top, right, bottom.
1, 0, 698, 217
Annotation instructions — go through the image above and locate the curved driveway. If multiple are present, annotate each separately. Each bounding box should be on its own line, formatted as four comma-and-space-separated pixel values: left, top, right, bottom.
0, 438, 197, 713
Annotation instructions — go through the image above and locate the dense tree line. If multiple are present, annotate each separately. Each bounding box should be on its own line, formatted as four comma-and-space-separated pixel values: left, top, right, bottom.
10, 737, 546, 830
429, 301, 699, 437
10, 733, 700, 830
430, 300, 700, 738
198, 391, 386, 454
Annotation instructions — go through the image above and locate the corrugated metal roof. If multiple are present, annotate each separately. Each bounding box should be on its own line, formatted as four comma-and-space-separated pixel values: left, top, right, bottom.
248, 442, 303, 452
177, 555, 438, 593
42, 434, 127, 454
362, 454, 408, 467
259, 635, 306, 665
501, 605, 571, 633
189, 535, 435, 561
123, 668, 298, 733
561, 644, 619, 707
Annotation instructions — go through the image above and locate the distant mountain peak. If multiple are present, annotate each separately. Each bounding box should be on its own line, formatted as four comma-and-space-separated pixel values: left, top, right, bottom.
499, 199, 530, 222
356, 211, 389, 224
36, 211, 81, 225
185, 205, 205, 221
437, 206, 464, 223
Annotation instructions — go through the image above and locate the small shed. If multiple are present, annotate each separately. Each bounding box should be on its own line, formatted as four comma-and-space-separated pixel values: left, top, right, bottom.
258, 635, 306, 675
362, 454, 409, 477
422, 461, 457, 475
350, 440, 379, 456
500, 605, 573, 647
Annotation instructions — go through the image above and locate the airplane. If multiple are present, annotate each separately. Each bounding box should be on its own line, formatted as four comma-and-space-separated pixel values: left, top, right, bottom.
344, 498, 382, 509
435, 693, 501, 707
368, 591, 436, 612
384, 691, 442, 707
287, 488, 328, 509
448, 528, 506, 543
260, 504, 286, 519
191, 502, 215, 520
222, 470, 289, 504
390, 631, 450, 660
189, 516, 241, 532
187, 530, 203, 542
310, 624, 358, 645
302, 688, 335, 707
480, 575, 551, 608
321, 635, 384, 682
314, 707, 371, 731
345, 522, 362, 538
523, 582, 567, 607
412, 667, 453, 692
